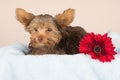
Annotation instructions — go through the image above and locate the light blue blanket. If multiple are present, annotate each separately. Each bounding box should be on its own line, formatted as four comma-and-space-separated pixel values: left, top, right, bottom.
0, 31, 120, 80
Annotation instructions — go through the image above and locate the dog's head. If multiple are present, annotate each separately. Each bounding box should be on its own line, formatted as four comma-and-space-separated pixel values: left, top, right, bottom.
16, 8, 75, 49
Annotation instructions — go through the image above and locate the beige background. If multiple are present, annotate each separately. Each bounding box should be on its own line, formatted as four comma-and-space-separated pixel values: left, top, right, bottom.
0, 0, 120, 47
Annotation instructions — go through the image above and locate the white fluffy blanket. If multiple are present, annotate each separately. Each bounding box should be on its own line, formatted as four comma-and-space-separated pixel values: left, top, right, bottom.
0, 31, 120, 80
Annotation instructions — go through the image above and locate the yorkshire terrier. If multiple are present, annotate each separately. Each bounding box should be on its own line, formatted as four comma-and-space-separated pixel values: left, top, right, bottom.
16, 8, 87, 55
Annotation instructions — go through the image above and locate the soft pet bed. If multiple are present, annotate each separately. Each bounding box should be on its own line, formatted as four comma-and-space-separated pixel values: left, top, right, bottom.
0, 31, 120, 80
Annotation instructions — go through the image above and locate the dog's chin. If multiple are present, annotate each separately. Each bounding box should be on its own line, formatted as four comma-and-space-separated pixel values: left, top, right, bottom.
39, 43, 45, 47
31, 41, 57, 49
38, 43, 53, 48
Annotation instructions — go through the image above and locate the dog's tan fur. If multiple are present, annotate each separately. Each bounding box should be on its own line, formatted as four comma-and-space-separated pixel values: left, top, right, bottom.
16, 8, 87, 55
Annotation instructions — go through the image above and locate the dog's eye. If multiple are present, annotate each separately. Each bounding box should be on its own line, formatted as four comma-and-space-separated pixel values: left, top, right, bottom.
34, 28, 38, 32
46, 28, 52, 32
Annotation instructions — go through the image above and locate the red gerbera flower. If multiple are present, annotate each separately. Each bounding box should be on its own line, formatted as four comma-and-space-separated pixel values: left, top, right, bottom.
79, 32, 117, 62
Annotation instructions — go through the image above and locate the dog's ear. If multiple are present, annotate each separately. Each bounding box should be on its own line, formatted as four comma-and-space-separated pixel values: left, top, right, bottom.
55, 8, 75, 28
16, 8, 35, 26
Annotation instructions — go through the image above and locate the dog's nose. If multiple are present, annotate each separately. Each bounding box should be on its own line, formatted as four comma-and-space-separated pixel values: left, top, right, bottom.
38, 36, 43, 42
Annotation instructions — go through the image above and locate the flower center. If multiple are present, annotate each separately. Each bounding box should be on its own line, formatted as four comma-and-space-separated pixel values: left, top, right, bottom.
93, 45, 101, 55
